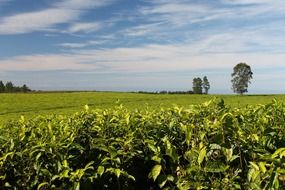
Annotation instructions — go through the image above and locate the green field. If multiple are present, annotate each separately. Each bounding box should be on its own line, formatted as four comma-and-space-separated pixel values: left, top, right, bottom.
2, 92, 285, 189
1, 92, 285, 123
2, 96, 285, 189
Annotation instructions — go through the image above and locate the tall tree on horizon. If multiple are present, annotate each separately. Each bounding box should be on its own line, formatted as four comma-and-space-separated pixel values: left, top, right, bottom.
0, 81, 5, 93
231, 63, 253, 95
5, 81, 14, 92
22, 84, 31, 93
202, 76, 210, 94
192, 77, 203, 94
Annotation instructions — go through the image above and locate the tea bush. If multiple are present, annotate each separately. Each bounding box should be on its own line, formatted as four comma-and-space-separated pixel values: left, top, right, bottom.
1, 99, 285, 189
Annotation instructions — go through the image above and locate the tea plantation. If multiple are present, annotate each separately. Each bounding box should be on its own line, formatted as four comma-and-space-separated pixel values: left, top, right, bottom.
1, 97, 285, 189
1, 92, 285, 123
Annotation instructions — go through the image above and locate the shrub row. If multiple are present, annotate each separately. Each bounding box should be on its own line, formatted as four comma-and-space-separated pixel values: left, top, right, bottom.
1, 99, 285, 189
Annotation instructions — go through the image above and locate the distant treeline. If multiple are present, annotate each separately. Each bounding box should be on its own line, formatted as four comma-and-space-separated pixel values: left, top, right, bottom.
137, 76, 210, 95
138, 90, 194, 94
0, 81, 31, 93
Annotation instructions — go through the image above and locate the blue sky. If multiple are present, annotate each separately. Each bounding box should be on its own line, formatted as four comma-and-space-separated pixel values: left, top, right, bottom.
0, 0, 285, 93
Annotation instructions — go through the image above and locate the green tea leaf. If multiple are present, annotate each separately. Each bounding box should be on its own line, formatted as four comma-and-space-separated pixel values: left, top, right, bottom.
149, 165, 162, 181
198, 147, 206, 165
97, 166, 104, 176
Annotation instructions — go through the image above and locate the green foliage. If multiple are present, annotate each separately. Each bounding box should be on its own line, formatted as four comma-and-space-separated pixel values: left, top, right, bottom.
0, 80, 31, 93
0, 81, 5, 93
192, 76, 210, 94
231, 63, 253, 95
5, 81, 14, 92
202, 76, 210, 94
22, 84, 31, 93
1, 99, 285, 189
3, 92, 285, 123
192, 77, 203, 94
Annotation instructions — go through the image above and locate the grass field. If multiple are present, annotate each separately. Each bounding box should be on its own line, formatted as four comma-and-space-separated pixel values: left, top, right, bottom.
1, 91, 285, 123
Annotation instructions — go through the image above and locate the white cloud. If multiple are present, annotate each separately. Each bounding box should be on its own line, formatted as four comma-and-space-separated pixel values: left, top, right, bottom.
111, 0, 285, 55
139, 2, 212, 26
138, 0, 285, 28
0, 54, 99, 71
141, 3, 208, 15
56, 0, 113, 10
0, 0, 114, 35
67, 22, 102, 33
122, 22, 164, 37
1, 41, 285, 73
88, 40, 109, 45
59, 43, 88, 48
58, 40, 108, 48
0, 9, 79, 34
222, 0, 279, 5
1, 31, 285, 93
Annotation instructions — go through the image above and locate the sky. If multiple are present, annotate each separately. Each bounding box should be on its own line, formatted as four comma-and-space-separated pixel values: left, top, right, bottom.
0, 0, 285, 93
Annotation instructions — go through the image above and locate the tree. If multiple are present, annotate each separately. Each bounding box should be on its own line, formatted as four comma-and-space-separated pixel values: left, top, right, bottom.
21, 84, 31, 93
202, 76, 210, 94
5, 81, 14, 92
192, 77, 203, 94
231, 63, 253, 95
0, 81, 5, 93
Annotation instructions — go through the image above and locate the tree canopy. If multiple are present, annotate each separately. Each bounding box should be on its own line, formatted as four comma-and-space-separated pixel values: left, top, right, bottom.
0, 81, 5, 93
202, 76, 210, 94
192, 76, 210, 94
192, 77, 203, 94
231, 63, 253, 95
0, 81, 31, 93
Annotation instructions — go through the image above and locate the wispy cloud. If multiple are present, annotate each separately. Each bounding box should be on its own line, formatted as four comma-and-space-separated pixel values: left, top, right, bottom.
55, 0, 113, 9
0, 54, 99, 71
67, 22, 103, 33
112, 0, 285, 52
2, 33, 285, 93
1, 41, 285, 73
221, 0, 280, 5
139, 2, 212, 26
0, 9, 79, 34
59, 43, 88, 48
0, 0, 114, 35
138, 0, 285, 27
122, 22, 165, 37
58, 40, 108, 48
